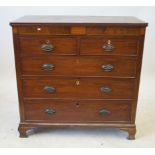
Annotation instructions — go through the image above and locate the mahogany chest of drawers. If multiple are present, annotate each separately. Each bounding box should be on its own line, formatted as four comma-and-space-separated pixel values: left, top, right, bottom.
10, 16, 148, 139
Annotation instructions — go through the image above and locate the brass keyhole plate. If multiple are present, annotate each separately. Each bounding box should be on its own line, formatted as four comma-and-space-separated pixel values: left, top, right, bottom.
76, 80, 80, 86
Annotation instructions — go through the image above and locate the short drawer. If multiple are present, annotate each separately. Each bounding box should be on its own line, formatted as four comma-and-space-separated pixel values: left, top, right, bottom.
24, 99, 132, 123
17, 26, 86, 35
19, 36, 77, 56
21, 56, 137, 77
80, 37, 139, 56
23, 78, 135, 99
17, 26, 71, 35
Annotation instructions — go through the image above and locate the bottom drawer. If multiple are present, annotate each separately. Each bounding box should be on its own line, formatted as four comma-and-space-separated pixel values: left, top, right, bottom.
24, 100, 132, 123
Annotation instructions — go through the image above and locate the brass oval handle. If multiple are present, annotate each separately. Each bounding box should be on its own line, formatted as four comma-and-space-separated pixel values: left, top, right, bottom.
101, 64, 114, 72
42, 64, 55, 71
44, 86, 55, 93
100, 86, 112, 93
102, 40, 115, 52
99, 109, 111, 116
44, 108, 56, 115
41, 43, 54, 52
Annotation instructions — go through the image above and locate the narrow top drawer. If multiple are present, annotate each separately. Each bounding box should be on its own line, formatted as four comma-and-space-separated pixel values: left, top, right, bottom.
12, 26, 145, 36
17, 26, 71, 35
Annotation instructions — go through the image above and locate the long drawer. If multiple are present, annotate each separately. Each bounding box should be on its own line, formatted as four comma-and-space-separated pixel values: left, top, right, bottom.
23, 78, 136, 99
24, 99, 132, 123
21, 56, 137, 77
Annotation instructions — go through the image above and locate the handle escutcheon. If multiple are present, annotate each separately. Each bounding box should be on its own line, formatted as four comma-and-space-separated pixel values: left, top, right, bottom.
41, 43, 54, 52
99, 109, 111, 116
100, 86, 112, 93
44, 108, 56, 115
42, 64, 55, 71
101, 64, 114, 72
44, 86, 55, 93
102, 40, 115, 52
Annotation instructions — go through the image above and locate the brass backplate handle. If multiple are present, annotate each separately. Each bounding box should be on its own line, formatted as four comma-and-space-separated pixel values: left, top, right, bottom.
102, 40, 115, 52
44, 86, 55, 93
99, 109, 111, 116
101, 64, 114, 72
100, 86, 112, 93
44, 108, 56, 115
41, 43, 54, 52
42, 64, 55, 70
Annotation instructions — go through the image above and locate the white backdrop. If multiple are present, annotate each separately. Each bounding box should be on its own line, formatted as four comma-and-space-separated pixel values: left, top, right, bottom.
0, 6, 155, 147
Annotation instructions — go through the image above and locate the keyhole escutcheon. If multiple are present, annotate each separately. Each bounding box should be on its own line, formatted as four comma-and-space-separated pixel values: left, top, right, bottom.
76, 80, 80, 86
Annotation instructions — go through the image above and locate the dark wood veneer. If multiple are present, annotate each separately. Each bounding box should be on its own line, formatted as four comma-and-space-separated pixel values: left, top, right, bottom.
10, 16, 148, 139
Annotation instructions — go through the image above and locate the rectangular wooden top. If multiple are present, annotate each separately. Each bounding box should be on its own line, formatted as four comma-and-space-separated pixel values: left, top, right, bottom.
10, 15, 148, 26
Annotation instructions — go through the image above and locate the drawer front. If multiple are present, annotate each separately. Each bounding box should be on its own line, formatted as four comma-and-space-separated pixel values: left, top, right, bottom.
21, 56, 137, 77
17, 26, 142, 36
80, 37, 138, 56
23, 78, 135, 99
19, 37, 77, 56
24, 99, 131, 123
18, 26, 71, 35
